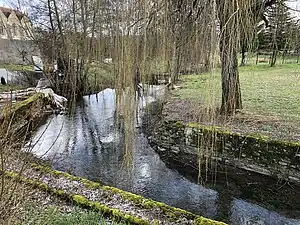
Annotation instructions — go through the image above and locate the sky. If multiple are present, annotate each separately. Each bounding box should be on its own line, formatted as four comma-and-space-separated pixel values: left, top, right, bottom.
0, 0, 299, 18
288, 0, 300, 19
0, 0, 6, 6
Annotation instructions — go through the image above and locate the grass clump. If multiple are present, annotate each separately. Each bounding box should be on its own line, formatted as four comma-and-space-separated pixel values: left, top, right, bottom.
20, 207, 129, 225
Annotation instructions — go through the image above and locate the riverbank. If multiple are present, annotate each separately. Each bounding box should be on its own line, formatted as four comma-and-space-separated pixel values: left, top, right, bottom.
4, 159, 227, 225
0, 92, 226, 225
166, 64, 300, 142
143, 64, 300, 222
146, 119, 300, 218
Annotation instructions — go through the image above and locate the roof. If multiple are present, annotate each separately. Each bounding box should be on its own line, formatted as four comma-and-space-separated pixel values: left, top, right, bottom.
0, 7, 24, 20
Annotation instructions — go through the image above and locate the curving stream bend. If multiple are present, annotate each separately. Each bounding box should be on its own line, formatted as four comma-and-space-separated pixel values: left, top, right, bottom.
30, 87, 300, 225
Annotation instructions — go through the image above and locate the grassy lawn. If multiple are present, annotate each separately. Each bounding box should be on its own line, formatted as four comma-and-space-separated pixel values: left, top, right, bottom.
0, 84, 24, 92
240, 52, 299, 65
171, 63, 300, 141
0, 64, 34, 71
240, 64, 300, 120
86, 62, 116, 93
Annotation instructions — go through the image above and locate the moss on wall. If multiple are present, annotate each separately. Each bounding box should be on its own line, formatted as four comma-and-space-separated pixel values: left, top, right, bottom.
151, 120, 300, 183
26, 163, 226, 224
1, 168, 225, 225
194, 216, 227, 225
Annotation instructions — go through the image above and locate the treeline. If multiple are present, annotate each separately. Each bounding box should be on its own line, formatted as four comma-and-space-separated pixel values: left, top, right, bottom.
27, 0, 215, 100
10, 0, 295, 114
255, 0, 300, 66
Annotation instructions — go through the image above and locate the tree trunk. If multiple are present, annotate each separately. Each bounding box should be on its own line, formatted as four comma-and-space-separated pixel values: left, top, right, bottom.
168, 39, 179, 89
240, 44, 247, 66
175, 45, 182, 80
220, 46, 242, 114
270, 17, 278, 67
282, 51, 285, 64
270, 48, 277, 67
217, 0, 242, 115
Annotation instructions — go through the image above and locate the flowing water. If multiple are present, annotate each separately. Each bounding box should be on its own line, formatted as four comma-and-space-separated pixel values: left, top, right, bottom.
30, 87, 300, 225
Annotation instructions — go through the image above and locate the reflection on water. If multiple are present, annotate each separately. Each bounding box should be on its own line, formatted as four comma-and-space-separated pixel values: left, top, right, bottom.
30, 88, 300, 225
231, 200, 300, 225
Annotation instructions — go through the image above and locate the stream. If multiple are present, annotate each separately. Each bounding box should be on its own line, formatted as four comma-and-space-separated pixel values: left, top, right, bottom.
30, 87, 300, 225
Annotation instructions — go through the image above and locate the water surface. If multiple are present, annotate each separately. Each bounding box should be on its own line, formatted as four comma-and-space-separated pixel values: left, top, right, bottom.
30, 88, 300, 225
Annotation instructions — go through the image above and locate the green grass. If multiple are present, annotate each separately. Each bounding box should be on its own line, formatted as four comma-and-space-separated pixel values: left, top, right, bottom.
0, 84, 23, 92
175, 63, 300, 120
240, 53, 299, 65
86, 63, 116, 92
0, 64, 34, 71
20, 207, 129, 225
240, 64, 300, 120
171, 63, 300, 140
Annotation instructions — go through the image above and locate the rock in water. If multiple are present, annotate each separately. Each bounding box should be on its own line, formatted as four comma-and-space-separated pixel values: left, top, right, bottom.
1, 77, 6, 85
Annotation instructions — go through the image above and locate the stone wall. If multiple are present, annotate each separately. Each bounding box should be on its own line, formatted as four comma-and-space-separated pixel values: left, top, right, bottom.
148, 120, 300, 184
0, 39, 40, 65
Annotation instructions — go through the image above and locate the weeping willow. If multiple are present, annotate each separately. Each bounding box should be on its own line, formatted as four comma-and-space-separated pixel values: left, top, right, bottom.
24, 0, 276, 172
112, 0, 214, 166
110, 0, 262, 167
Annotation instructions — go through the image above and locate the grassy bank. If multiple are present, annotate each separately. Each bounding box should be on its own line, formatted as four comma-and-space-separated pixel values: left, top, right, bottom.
21, 207, 128, 225
0, 64, 34, 71
3, 162, 226, 225
86, 63, 115, 92
0, 84, 24, 92
169, 63, 300, 141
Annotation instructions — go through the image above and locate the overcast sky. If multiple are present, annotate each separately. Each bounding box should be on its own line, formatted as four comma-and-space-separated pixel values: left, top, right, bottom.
288, 0, 300, 18
0, 0, 299, 18
0, 0, 6, 6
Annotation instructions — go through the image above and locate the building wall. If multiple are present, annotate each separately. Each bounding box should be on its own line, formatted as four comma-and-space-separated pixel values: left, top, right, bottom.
0, 8, 33, 40
0, 39, 40, 65
0, 7, 39, 65
0, 11, 7, 39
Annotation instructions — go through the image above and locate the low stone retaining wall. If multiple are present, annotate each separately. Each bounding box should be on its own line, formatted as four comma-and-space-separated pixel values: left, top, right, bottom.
148, 120, 300, 184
